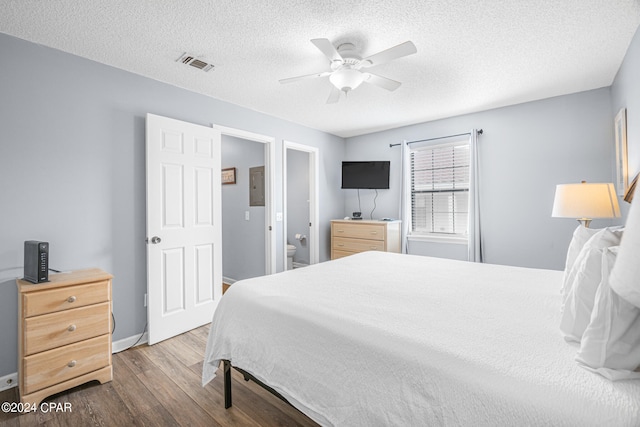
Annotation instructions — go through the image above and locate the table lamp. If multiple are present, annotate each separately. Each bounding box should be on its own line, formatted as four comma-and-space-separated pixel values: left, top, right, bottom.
552, 181, 621, 227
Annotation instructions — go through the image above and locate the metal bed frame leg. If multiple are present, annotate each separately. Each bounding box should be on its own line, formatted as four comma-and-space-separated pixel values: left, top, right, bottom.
223, 360, 232, 408
220, 360, 303, 416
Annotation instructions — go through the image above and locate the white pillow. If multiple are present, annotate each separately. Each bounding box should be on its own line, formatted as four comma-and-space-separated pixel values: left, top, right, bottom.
610, 197, 640, 308
560, 227, 623, 342
561, 225, 599, 299
575, 246, 640, 380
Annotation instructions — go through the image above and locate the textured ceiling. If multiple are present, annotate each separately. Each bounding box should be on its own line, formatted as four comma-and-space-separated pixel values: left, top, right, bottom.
2, 1, 640, 137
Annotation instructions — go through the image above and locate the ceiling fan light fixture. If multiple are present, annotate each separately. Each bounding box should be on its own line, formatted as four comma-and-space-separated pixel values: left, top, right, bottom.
329, 69, 364, 93
279, 38, 416, 102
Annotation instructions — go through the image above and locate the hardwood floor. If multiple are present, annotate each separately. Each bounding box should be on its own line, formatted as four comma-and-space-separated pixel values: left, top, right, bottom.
0, 324, 318, 426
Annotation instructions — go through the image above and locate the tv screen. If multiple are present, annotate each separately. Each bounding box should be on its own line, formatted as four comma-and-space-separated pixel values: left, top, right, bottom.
341, 161, 390, 189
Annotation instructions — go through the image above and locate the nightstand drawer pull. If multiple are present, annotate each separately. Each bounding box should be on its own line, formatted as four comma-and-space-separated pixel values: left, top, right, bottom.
67, 296, 77, 303
67, 360, 77, 368
67, 324, 77, 332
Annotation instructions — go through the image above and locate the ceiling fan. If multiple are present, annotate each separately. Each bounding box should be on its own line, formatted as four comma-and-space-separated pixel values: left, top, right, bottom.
279, 38, 417, 103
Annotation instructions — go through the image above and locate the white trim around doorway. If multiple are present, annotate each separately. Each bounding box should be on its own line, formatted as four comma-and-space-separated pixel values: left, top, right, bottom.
283, 140, 319, 270
212, 124, 276, 275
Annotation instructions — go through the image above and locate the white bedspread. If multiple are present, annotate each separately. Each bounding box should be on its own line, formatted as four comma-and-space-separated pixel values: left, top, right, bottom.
203, 252, 640, 426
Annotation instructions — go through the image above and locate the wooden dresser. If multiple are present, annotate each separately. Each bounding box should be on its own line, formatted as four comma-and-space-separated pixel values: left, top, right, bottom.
331, 219, 401, 260
16, 268, 113, 405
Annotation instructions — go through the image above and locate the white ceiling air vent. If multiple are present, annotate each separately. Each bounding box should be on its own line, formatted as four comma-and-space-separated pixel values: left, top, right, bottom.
176, 53, 214, 72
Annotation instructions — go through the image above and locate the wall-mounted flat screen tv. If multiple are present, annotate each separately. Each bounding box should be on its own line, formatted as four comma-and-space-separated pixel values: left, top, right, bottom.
341, 161, 390, 189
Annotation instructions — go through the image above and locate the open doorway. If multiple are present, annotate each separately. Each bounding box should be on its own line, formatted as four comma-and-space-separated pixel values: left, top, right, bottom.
283, 140, 319, 271
215, 125, 275, 287
221, 135, 265, 284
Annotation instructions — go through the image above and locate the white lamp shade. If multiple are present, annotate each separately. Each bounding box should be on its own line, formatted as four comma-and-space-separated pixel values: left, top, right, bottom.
552, 182, 621, 219
329, 69, 365, 92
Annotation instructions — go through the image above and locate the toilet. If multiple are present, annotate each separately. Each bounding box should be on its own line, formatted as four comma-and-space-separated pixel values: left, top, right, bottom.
287, 244, 296, 270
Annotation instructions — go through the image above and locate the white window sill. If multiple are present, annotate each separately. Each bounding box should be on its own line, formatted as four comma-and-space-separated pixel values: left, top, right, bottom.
408, 234, 468, 245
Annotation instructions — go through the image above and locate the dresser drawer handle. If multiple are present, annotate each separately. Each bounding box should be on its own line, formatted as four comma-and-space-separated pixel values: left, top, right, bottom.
67, 324, 77, 332
370, 246, 378, 249
370, 231, 378, 235
336, 229, 344, 233
337, 243, 344, 247
67, 296, 77, 303
67, 360, 77, 368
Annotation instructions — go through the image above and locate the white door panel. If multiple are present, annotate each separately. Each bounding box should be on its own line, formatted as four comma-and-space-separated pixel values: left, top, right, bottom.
146, 113, 222, 345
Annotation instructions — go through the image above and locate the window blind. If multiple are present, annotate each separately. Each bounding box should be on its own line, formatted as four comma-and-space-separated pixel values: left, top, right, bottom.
410, 141, 470, 236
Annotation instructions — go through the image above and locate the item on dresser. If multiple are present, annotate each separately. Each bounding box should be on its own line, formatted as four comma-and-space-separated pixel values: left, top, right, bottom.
16, 268, 113, 407
23, 240, 49, 284
330, 219, 401, 260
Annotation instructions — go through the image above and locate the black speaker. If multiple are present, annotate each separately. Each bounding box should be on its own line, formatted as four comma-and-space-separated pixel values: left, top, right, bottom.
24, 241, 49, 283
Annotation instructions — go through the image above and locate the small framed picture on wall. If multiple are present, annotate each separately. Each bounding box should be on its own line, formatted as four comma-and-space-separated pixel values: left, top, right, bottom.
614, 108, 628, 196
222, 167, 236, 185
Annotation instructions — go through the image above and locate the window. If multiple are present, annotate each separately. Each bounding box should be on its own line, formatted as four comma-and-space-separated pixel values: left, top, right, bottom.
410, 140, 469, 238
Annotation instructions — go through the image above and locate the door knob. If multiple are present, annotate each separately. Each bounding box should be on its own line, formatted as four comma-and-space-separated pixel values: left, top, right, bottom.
151, 236, 161, 244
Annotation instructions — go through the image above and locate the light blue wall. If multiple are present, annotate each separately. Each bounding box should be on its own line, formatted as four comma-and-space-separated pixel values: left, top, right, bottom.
611, 25, 640, 219
0, 33, 345, 377
345, 88, 617, 270
221, 135, 265, 281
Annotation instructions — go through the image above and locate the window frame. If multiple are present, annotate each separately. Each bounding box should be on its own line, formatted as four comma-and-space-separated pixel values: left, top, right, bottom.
408, 138, 470, 243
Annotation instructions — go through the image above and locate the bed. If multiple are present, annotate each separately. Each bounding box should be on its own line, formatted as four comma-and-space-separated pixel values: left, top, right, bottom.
202, 249, 640, 426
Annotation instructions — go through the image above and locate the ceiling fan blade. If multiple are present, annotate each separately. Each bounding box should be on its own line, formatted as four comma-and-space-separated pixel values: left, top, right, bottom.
326, 86, 341, 104
359, 41, 417, 68
363, 73, 402, 91
279, 71, 331, 84
311, 38, 343, 64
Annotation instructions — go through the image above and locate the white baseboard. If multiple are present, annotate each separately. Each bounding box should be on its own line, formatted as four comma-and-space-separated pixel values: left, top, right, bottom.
222, 276, 237, 285
112, 332, 148, 353
292, 262, 309, 269
0, 372, 17, 391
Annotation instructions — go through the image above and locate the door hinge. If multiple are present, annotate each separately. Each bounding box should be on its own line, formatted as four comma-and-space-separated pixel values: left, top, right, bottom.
268, 226, 272, 231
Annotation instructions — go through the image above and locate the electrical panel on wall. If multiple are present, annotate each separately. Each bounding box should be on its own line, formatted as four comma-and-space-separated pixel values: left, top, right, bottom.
249, 166, 265, 207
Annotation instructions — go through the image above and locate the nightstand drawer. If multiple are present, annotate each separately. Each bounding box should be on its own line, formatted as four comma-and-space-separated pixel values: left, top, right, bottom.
23, 280, 109, 317
332, 223, 385, 240
24, 302, 111, 356
23, 334, 111, 395
332, 236, 385, 252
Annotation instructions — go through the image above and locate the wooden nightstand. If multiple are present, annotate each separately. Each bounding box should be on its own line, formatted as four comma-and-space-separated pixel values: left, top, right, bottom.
331, 219, 401, 259
16, 268, 113, 405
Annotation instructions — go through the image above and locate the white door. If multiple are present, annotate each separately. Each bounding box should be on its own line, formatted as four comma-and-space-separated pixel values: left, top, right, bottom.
146, 113, 222, 345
